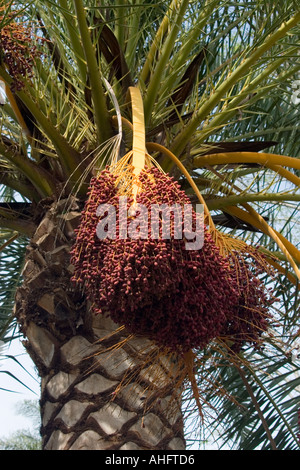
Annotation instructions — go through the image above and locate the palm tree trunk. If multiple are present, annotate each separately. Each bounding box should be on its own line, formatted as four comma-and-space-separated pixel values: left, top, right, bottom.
14, 198, 186, 450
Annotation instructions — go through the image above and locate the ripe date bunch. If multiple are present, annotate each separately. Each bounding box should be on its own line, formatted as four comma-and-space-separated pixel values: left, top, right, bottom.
0, 9, 43, 90
71, 167, 273, 353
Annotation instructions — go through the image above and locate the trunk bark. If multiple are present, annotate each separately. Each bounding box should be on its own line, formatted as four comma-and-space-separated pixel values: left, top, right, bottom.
14, 198, 186, 450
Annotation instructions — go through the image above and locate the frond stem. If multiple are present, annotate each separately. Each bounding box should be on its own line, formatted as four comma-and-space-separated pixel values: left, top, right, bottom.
207, 193, 300, 211
194, 151, 300, 171
73, 0, 112, 144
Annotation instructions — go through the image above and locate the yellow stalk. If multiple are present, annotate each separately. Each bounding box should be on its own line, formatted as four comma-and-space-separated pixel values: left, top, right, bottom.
194, 151, 300, 171
266, 164, 300, 187
129, 87, 146, 175
226, 205, 300, 280
262, 255, 298, 286
128, 86, 146, 203
243, 202, 300, 266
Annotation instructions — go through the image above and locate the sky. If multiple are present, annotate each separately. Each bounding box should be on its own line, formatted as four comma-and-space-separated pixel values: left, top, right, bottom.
0, 335, 40, 439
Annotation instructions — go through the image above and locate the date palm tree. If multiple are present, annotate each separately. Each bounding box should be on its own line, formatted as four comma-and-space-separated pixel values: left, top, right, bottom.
0, 0, 299, 450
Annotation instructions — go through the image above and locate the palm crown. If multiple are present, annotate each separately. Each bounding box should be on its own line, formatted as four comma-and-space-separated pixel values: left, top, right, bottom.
0, 0, 299, 450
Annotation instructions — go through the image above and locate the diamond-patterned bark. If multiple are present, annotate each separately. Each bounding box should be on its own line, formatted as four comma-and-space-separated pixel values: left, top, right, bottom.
14, 198, 186, 450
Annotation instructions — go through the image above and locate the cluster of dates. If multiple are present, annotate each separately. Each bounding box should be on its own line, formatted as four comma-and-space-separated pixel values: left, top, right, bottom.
0, 8, 43, 90
71, 167, 273, 353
